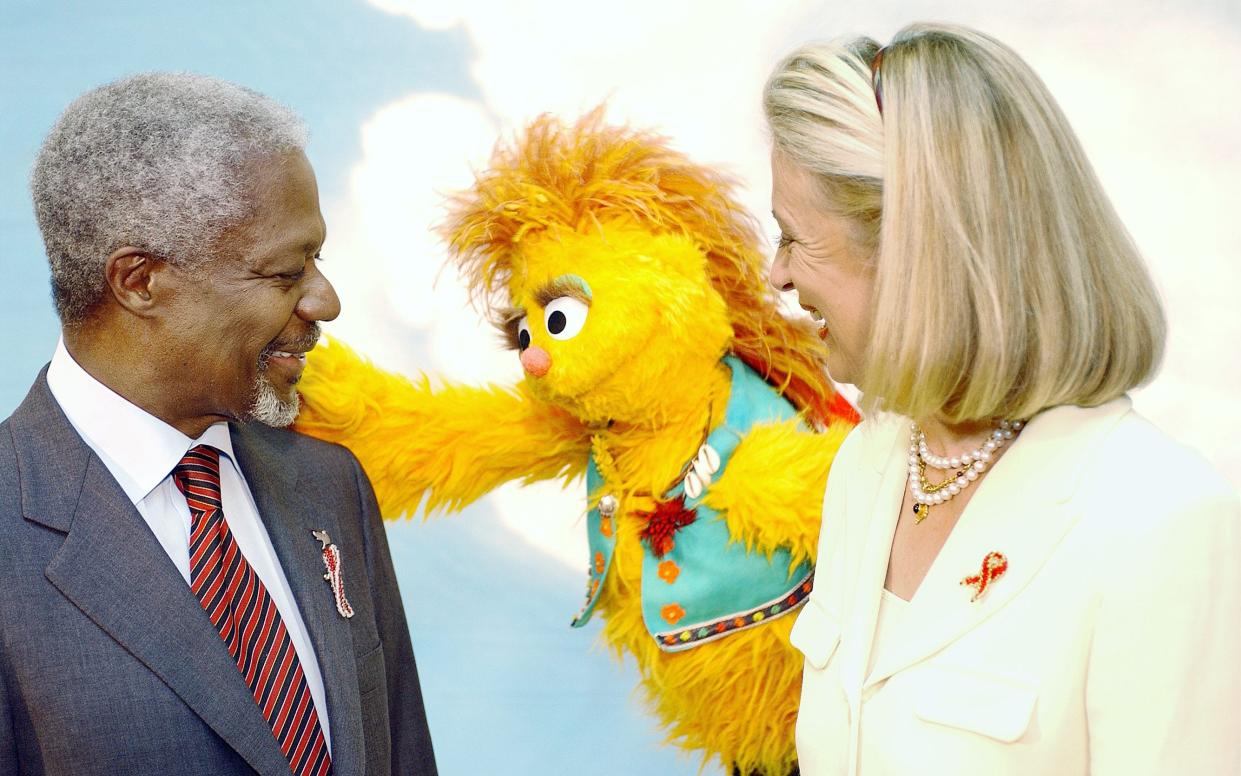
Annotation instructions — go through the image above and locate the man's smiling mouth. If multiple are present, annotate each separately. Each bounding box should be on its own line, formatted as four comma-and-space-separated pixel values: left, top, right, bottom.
258, 325, 322, 379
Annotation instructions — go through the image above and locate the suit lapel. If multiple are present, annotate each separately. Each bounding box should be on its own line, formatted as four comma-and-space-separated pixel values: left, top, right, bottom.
230, 423, 364, 776
14, 374, 293, 776
862, 399, 1133, 686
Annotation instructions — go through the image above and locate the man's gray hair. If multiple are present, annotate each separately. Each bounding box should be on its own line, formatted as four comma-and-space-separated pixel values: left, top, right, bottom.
30, 72, 308, 325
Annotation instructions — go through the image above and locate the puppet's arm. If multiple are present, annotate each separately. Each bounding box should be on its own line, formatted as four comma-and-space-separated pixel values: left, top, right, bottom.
294, 339, 590, 517
702, 419, 852, 566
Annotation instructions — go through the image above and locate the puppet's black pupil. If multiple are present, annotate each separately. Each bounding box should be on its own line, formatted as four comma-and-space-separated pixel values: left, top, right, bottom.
519, 329, 531, 350
548, 311, 567, 335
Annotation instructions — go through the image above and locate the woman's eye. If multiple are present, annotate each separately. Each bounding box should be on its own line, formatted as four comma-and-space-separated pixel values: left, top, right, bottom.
774, 232, 794, 250
516, 316, 532, 350
544, 296, 589, 340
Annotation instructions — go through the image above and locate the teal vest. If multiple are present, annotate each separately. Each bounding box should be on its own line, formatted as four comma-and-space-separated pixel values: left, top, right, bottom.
570, 356, 815, 652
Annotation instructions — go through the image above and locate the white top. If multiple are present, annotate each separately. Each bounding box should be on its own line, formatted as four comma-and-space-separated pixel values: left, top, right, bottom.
864, 589, 910, 680
791, 397, 1240, 776
47, 338, 332, 750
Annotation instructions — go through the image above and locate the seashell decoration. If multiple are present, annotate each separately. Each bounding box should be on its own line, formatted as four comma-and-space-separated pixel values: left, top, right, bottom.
691, 455, 712, 481
684, 471, 704, 500
681, 443, 720, 500
697, 444, 721, 474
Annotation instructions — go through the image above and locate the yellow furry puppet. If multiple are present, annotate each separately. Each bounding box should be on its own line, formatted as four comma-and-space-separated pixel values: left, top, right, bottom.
295, 111, 858, 775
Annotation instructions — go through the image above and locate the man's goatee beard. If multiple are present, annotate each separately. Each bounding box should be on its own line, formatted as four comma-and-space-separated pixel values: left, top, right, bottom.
249, 324, 318, 427
248, 372, 300, 427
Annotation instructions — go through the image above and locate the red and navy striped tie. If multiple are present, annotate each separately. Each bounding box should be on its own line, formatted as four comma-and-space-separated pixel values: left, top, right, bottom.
173, 445, 331, 776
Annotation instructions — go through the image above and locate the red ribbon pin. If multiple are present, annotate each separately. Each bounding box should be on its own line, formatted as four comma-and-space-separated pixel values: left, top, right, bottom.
960, 551, 1008, 602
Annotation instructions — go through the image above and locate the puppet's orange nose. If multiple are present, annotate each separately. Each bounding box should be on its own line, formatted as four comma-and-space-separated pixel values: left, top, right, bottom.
520, 346, 552, 377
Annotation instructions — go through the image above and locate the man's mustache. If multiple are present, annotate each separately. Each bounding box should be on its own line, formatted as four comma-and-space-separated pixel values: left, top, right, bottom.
258, 323, 321, 367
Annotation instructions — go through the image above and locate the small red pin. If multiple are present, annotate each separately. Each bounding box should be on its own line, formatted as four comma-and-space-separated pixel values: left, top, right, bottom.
312, 529, 355, 619
961, 551, 1008, 602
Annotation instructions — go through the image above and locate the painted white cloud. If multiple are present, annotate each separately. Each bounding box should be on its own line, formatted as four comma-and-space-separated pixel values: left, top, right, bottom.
323, 92, 522, 384
327, 1, 1241, 575
365, 0, 463, 31
490, 478, 589, 572
370, 0, 823, 221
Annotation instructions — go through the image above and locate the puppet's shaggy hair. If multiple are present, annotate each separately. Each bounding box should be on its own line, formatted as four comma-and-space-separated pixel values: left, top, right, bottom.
443, 108, 857, 426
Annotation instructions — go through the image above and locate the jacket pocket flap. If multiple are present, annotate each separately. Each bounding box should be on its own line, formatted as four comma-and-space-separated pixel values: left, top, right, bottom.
355, 641, 387, 697
912, 665, 1037, 743
789, 598, 841, 670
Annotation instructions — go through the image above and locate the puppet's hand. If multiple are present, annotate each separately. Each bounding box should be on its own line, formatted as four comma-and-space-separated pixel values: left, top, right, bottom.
296, 338, 396, 440
702, 418, 852, 567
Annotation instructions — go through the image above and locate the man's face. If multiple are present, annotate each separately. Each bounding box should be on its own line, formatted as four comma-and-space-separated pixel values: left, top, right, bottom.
160, 149, 339, 428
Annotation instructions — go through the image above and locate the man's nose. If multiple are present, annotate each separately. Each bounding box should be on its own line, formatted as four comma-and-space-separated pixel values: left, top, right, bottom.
298, 265, 341, 322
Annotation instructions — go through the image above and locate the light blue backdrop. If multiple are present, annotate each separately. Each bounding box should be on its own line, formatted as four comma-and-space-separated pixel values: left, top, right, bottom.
0, 2, 707, 773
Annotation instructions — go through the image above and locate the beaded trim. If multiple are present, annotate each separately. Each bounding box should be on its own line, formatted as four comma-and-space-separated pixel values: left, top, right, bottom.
652, 570, 815, 652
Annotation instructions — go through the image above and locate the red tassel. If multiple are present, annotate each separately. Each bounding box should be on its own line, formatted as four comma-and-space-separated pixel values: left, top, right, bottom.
637, 495, 697, 558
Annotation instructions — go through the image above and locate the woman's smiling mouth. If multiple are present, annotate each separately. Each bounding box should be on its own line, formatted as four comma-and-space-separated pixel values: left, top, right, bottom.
799, 302, 829, 340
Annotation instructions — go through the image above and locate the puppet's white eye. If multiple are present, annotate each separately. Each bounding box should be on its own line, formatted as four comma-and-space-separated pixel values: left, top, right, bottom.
544, 297, 589, 340
516, 316, 532, 350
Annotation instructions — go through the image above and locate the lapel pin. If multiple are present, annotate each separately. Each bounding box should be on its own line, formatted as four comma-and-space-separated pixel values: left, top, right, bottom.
960, 551, 1008, 602
312, 529, 355, 619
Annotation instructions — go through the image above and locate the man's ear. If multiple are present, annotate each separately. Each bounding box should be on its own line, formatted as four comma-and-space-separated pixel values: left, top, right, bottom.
104, 247, 169, 316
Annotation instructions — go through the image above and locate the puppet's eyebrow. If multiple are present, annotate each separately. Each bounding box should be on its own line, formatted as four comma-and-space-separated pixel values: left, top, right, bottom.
532, 274, 592, 308
497, 306, 526, 327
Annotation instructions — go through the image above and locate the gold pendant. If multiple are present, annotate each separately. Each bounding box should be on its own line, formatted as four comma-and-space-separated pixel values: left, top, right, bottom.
913, 502, 929, 524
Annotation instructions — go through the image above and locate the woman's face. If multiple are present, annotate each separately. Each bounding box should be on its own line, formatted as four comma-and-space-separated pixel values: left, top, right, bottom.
769, 151, 876, 386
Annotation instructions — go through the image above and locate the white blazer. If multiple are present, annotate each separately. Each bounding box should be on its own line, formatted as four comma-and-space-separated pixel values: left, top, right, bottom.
792, 397, 1240, 776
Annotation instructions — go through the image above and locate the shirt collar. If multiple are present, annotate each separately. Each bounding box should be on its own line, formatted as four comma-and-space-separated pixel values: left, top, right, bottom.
46, 337, 239, 504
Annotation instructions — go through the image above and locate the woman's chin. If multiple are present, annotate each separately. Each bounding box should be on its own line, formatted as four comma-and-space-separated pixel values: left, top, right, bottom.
824, 349, 855, 387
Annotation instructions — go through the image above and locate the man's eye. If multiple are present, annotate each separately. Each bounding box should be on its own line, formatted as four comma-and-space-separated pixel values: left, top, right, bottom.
774, 232, 794, 249
278, 260, 313, 281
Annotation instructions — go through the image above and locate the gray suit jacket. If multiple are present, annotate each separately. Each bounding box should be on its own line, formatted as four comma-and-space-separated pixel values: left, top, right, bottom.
0, 371, 438, 776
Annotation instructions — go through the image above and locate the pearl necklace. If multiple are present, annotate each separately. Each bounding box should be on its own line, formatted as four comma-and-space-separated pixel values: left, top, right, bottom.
907, 418, 1024, 524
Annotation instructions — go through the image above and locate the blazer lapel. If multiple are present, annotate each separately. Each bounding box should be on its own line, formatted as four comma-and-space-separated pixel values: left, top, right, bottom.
864, 399, 1134, 686
14, 374, 293, 776
230, 423, 364, 776
835, 425, 906, 705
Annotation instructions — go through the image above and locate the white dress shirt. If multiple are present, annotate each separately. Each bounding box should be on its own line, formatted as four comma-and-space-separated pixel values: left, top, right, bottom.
46, 338, 332, 750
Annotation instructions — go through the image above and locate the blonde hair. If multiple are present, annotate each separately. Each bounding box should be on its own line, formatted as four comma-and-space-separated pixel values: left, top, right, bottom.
764, 23, 1165, 423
